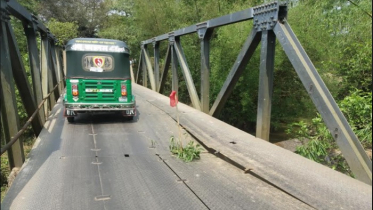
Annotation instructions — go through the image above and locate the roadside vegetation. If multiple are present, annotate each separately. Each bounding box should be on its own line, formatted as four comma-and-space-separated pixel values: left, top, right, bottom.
1, 0, 371, 200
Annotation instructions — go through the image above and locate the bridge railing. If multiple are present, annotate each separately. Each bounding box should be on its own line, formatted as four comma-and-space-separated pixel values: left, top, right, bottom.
0, 0, 64, 171
137, 1, 372, 184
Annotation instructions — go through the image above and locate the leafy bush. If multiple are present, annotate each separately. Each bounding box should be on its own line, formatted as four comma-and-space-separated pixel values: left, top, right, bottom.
287, 89, 372, 175
287, 117, 333, 162
47, 18, 79, 46
339, 90, 372, 147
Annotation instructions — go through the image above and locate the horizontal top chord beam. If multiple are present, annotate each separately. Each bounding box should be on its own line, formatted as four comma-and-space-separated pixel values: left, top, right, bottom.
141, 7, 254, 45
3, 0, 56, 41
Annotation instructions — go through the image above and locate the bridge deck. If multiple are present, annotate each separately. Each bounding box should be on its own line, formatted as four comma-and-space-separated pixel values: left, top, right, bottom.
2, 87, 309, 210
2, 84, 371, 210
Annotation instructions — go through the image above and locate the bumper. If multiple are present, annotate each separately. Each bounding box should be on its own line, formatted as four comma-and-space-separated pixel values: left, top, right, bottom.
63, 102, 136, 116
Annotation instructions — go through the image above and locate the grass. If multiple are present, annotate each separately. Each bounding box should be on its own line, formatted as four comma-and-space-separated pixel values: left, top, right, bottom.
169, 136, 202, 162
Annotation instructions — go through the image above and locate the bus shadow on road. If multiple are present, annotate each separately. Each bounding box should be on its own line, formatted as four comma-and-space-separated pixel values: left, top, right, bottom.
71, 108, 140, 124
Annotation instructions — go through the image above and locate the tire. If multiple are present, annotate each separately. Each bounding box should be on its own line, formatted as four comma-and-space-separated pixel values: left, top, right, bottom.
126, 116, 134, 121
67, 117, 74, 123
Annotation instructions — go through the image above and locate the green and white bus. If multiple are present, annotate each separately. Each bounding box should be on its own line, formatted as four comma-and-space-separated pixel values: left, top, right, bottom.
63, 38, 136, 122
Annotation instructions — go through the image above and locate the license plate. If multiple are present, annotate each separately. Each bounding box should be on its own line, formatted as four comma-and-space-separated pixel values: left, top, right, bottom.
65, 109, 77, 116
125, 110, 135, 115
86, 89, 113, 92
119, 97, 127, 102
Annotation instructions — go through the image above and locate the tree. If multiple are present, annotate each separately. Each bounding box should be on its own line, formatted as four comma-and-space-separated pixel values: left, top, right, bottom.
38, 0, 110, 37
47, 19, 79, 46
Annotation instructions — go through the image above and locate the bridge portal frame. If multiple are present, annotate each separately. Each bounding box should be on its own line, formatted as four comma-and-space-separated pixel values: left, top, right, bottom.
137, 1, 372, 184
0, 0, 63, 170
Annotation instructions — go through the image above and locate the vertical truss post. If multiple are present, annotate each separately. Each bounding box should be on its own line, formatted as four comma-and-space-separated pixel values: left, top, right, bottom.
153, 41, 160, 91
209, 29, 261, 117
24, 19, 45, 126
158, 44, 171, 93
174, 37, 201, 110
63, 49, 66, 78
169, 33, 178, 92
47, 41, 56, 109
136, 50, 142, 84
197, 22, 213, 113
6, 19, 42, 135
41, 32, 54, 117
256, 30, 275, 141
141, 45, 147, 88
56, 47, 65, 89
273, 21, 372, 185
130, 61, 135, 82
51, 41, 62, 95
0, 6, 24, 168
49, 40, 60, 99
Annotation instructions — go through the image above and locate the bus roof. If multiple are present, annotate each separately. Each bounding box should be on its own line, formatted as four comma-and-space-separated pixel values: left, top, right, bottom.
65, 38, 129, 54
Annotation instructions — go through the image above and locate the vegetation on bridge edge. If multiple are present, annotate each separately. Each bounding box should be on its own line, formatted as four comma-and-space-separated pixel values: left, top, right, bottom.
169, 136, 202, 162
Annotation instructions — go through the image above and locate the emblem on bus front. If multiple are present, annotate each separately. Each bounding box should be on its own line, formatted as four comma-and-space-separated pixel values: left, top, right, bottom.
93, 56, 105, 68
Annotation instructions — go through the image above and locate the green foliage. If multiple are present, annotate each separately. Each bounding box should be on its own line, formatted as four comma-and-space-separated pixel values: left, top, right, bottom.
290, 0, 372, 97
287, 89, 372, 175
169, 136, 202, 162
47, 18, 79, 46
1, 154, 10, 202
38, 0, 111, 37
296, 139, 330, 163
339, 90, 372, 147
287, 117, 353, 175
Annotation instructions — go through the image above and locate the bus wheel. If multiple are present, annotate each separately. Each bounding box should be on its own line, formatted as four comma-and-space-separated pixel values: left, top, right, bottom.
126, 116, 134, 121
67, 117, 74, 123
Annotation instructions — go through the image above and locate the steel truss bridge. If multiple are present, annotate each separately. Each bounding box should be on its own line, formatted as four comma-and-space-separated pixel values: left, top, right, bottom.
1, 0, 371, 209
